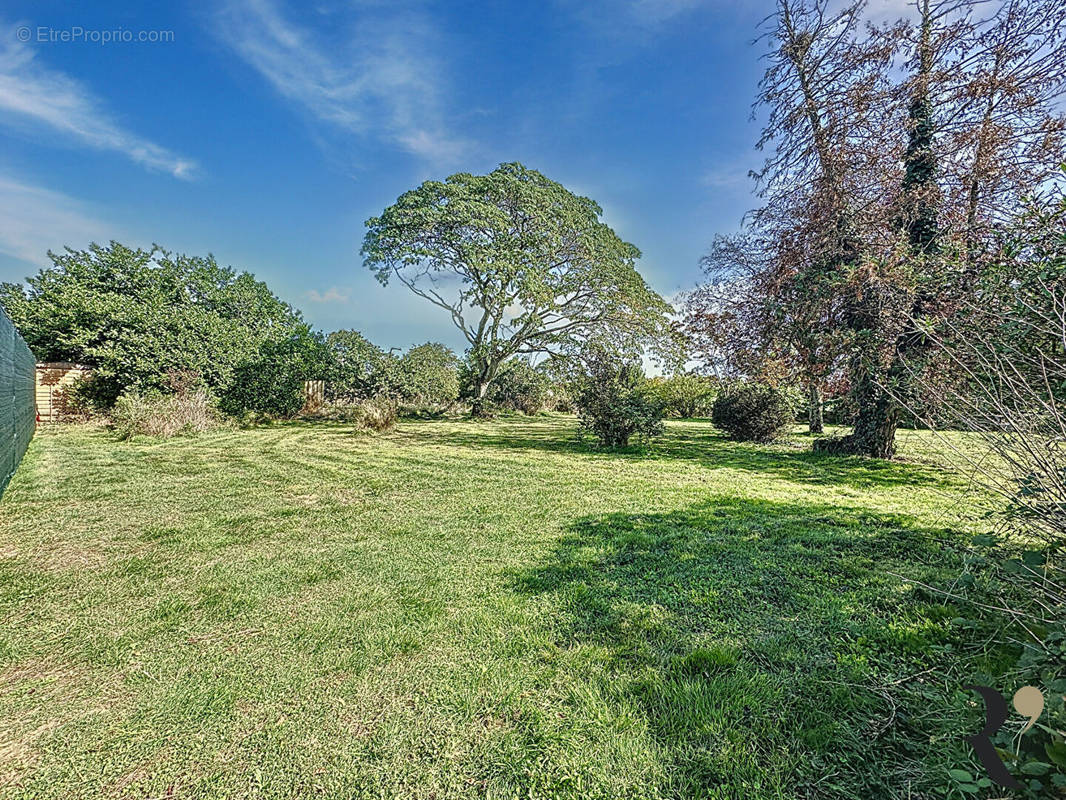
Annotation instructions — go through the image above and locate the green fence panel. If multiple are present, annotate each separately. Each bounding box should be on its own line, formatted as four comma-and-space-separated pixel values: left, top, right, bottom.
0, 307, 35, 499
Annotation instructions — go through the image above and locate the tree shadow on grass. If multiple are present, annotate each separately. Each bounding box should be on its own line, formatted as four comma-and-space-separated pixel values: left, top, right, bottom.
508, 497, 970, 798
412, 419, 951, 490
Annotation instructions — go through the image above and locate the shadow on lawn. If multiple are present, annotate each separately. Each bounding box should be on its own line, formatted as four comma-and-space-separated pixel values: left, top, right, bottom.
509, 497, 969, 798
420, 419, 949, 490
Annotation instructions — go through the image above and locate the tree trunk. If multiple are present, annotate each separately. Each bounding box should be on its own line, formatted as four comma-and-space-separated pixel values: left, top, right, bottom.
470, 380, 491, 418
814, 368, 899, 458
807, 382, 824, 434
843, 370, 899, 459
815, 280, 904, 459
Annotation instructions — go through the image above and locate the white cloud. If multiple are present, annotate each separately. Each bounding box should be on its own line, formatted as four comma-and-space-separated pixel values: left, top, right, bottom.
0, 37, 198, 179
305, 286, 350, 303
0, 174, 112, 266
215, 0, 468, 166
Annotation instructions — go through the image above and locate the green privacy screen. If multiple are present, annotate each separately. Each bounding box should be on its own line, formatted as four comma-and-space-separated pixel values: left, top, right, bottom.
0, 306, 35, 499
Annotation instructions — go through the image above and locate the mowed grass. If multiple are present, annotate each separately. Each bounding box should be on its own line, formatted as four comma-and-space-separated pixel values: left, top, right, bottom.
0, 417, 998, 799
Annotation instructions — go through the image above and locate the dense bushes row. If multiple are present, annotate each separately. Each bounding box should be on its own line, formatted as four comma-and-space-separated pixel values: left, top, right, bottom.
0, 242, 310, 409
571, 359, 801, 447
645, 374, 717, 418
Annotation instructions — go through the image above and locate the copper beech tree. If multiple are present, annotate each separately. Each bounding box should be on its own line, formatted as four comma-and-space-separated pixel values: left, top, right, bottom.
361, 163, 677, 415
687, 0, 1066, 457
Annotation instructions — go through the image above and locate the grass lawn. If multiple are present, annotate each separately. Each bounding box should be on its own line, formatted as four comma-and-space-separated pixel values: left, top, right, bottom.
0, 416, 1000, 799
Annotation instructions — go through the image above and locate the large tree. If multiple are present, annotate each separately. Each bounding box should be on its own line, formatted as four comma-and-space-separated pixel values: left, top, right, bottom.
361, 163, 676, 413
685, 221, 850, 434
685, 0, 884, 434
727, 0, 1066, 458
827, 0, 1066, 458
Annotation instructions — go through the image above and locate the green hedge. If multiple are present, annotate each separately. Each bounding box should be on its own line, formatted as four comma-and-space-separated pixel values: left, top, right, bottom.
0, 306, 35, 498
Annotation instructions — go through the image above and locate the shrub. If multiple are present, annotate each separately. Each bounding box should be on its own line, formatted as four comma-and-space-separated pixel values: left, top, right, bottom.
325, 330, 398, 402
646, 374, 718, 418
221, 328, 329, 418
111, 388, 222, 439
574, 350, 664, 446
488, 360, 551, 415
903, 195, 1066, 792
395, 342, 459, 411
544, 382, 574, 413
711, 382, 796, 442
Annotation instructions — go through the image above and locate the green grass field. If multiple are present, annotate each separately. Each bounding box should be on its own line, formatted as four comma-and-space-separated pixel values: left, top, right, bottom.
0, 417, 1000, 799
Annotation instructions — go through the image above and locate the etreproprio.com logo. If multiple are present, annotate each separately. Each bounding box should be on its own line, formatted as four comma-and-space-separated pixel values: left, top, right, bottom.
964, 684, 1056, 790
16, 25, 175, 44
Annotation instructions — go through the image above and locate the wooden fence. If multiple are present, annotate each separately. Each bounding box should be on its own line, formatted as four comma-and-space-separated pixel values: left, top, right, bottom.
35, 363, 93, 423
303, 380, 325, 412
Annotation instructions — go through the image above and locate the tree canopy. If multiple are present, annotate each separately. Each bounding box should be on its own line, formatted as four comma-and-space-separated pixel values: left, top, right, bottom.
688, 0, 1066, 458
361, 162, 676, 411
0, 241, 307, 406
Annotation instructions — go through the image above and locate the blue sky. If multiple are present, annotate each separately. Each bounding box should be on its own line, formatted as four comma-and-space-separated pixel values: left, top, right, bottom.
0, 0, 905, 353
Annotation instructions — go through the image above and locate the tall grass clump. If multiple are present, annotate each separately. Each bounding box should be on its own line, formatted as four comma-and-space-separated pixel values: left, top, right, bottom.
303, 395, 398, 432
111, 389, 222, 440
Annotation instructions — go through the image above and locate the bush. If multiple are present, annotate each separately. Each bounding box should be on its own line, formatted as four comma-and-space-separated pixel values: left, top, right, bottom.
111, 388, 222, 440
221, 328, 329, 418
488, 360, 551, 415
903, 195, 1066, 793
646, 374, 718, 418
711, 382, 796, 442
395, 342, 459, 411
0, 242, 308, 407
325, 330, 398, 402
574, 350, 664, 446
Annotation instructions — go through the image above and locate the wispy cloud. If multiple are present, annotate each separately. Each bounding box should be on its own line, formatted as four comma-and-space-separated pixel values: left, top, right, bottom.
215, 0, 468, 165
0, 174, 112, 266
0, 37, 198, 179
305, 286, 350, 304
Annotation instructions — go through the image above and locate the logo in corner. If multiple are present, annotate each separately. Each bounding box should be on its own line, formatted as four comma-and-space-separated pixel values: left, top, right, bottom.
963, 684, 1046, 789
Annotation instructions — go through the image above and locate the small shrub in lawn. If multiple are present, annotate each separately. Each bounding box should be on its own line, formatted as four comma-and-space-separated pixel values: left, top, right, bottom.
574, 350, 664, 446
711, 382, 797, 442
111, 388, 222, 440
